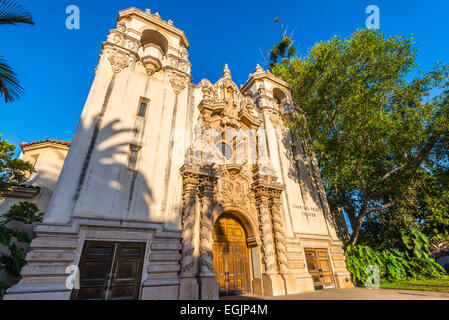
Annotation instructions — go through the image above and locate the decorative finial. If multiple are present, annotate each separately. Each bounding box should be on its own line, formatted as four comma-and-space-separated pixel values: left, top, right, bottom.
145, 9, 151, 14
167, 19, 174, 25
223, 64, 231, 78
153, 12, 161, 19
254, 64, 264, 73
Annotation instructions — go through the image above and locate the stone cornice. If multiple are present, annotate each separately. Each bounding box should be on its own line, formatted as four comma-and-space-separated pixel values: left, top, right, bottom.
101, 41, 140, 60
2, 186, 41, 199
241, 71, 292, 94
118, 7, 190, 48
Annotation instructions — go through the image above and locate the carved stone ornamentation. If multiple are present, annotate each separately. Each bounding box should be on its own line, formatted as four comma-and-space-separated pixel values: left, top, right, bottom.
180, 47, 189, 60
197, 65, 261, 132
216, 168, 255, 215
270, 190, 289, 274
253, 168, 287, 276
168, 56, 178, 68
169, 72, 187, 95
269, 111, 281, 129
255, 190, 277, 274
180, 166, 199, 276
107, 50, 132, 73
198, 172, 218, 276
108, 32, 123, 45
125, 38, 140, 53
116, 21, 126, 33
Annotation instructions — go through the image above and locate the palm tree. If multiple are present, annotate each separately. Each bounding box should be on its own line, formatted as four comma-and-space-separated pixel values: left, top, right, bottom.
0, 0, 34, 103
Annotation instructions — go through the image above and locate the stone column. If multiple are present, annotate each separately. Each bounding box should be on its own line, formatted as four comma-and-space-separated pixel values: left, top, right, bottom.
255, 189, 277, 275
197, 167, 219, 300
270, 190, 288, 274
253, 170, 286, 296
270, 189, 298, 294
179, 165, 199, 300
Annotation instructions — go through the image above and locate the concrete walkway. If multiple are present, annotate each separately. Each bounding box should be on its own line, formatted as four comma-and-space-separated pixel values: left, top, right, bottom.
220, 287, 449, 300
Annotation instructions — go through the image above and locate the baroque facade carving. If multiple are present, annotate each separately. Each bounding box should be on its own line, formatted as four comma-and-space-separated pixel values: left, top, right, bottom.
180, 165, 199, 275
198, 169, 218, 276
271, 189, 289, 273
169, 71, 188, 95
107, 49, 133, 73
4, 7, 353, 301
215, 167, 257, 217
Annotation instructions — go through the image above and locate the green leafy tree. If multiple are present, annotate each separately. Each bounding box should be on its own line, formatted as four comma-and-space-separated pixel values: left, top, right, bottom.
0, 203, 44, 278
0, 135, 35, 191
0, 0, 34, 103
0, 136, 43, 295
271, 29, 449, 246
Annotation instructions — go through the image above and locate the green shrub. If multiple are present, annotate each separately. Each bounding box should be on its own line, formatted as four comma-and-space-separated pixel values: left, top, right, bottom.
345, 230, 447, 286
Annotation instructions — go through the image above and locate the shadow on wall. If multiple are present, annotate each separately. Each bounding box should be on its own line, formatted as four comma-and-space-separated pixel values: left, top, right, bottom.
1, 116, 157, 293
68, 117, 154, 222
281, 129, 348, 241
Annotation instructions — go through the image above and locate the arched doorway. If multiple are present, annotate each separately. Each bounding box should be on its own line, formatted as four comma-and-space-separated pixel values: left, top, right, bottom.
213, 213, 251, 296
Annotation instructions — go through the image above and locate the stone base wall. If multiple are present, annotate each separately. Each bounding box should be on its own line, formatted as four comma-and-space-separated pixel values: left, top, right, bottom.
329, 241, 354, 288
4, 218, 353, 300
4, 217, 182, 300
286, 234, 354, 292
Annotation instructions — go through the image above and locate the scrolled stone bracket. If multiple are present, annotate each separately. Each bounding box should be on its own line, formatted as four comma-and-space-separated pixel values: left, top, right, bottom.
102, 44, 137, 74
169, 71, 188, 95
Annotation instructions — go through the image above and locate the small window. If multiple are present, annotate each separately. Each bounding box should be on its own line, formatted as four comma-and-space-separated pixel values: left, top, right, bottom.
137, 98, 149, 118
127, 145, 141, 170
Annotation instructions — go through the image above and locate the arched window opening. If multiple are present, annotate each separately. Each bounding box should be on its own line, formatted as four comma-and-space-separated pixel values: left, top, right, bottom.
140, 29, 169, 55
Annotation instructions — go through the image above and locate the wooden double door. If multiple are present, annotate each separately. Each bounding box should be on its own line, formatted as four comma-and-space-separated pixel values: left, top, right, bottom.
305, 248, 335, 290
71, 241, 146, 300
213, 214, 251, 296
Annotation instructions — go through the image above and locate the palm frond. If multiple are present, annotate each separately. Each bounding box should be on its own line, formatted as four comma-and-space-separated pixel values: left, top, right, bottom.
0, 0, 34, 25
0, 56, 23, 103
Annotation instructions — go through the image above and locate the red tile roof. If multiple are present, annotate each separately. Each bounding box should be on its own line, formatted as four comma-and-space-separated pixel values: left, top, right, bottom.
20, 139, 72, 149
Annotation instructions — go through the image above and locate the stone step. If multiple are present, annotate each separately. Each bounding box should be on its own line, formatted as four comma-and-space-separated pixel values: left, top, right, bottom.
30, 238, 79, 250
149, 252, 181, 262
288, 262, 306, 270
151, 241, 181, 251
26, 250, 75, 263
286, 252, 303, 261
146, 273, 180, 280
21, 263, 70, 277
148, 262, 180, 273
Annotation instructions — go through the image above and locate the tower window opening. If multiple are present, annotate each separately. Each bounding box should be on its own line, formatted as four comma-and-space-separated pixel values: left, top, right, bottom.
137, 98, 149, 117
127, 145, 141, 170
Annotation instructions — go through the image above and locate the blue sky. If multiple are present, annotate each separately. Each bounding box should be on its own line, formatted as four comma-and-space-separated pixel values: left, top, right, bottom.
1, 0, 449, 153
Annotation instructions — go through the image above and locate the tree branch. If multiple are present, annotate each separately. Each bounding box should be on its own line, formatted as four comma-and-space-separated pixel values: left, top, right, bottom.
365, 200, 397, 216
355, 160, 368, 197
369, 134, 440, 198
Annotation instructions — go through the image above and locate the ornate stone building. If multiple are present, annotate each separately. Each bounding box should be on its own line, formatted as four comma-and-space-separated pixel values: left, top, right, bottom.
5, 7, 352, 300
